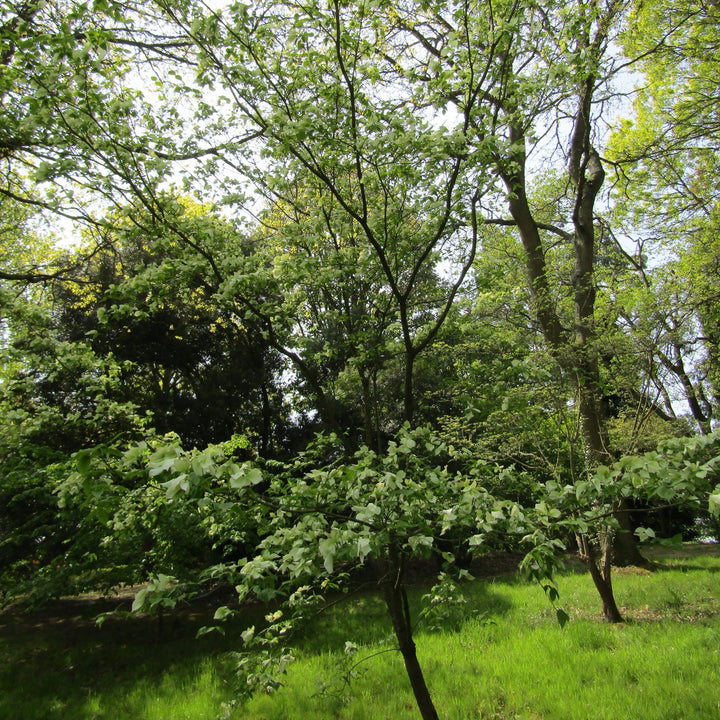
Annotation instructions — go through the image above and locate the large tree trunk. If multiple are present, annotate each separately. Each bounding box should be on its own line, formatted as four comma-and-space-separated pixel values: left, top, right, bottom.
500, 112, 643, 610
613, 498, 650, 567
571, 144, 647, 568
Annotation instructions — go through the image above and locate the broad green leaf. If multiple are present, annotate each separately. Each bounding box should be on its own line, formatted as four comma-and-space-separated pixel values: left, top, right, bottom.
543, 583, 559, 603
75, 450, 94, 476
709, 492, 720, 517
213, 605, 234, 621
131, 587, 149, 613
230, 465, 263, 489
408, 535, 434, 552
197, 625, 225, 638
357, 536, 372, 561
318, 537, 337, 573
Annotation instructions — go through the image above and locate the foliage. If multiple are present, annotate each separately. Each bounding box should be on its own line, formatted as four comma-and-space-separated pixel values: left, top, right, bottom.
607, 0, 720, 430
0, 286, 151, 603
52, 199, 287, 451
2, 0, 720, 716
140, 424, 540, 717
126, 422, 720, 708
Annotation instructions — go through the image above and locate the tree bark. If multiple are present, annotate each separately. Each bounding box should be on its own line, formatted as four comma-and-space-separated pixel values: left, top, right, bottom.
383, 550, 440, 720
612, 498, 650, 567
501, 103, 645, 592
578, 534, 624, 623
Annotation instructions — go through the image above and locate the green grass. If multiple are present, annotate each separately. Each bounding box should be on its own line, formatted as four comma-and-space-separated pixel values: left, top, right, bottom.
0, 600, 237, 720
2, 544, 720, 720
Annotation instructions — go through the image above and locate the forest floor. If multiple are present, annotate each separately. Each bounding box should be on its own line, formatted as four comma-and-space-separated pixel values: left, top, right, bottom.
0, 543, 713, 652
3, 542, 712, 631
2, 543, 719, 720
0, 550, 527, 640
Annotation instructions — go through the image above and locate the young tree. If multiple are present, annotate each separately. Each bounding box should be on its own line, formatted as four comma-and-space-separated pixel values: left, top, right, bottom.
137, 424, 549, 720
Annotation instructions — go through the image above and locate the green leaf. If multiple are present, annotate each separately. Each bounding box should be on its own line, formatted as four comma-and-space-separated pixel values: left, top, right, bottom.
131, 587, 148, 613
162, 475, 188, 499
543, 583, 559, 603
408, 535, 434, 552
635, 526, 656, 542
75, 450, 93, 476
213, 606, 234, 621
318, 537, 336, 573
155, 574, 174, 590
230, 465, 263, 489
709, 492, 720, 517
197, 625, 225, 638
357, 536, 371, 561
556, 608, 570, 628
354, 503, 381, 524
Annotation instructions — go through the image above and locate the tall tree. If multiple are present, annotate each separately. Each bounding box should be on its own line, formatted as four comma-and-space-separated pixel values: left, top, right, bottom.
54, 0, 649, 616
53, 200, 287, 452
147, 0, 499, 454
608, 0, 720, 431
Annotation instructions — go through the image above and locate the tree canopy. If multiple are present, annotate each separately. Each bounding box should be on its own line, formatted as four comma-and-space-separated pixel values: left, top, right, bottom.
2, 0, 720, 717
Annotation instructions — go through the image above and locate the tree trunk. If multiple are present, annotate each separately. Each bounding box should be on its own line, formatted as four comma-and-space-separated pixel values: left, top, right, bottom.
403, 347, 417, 424
260, 380, 271, 457
383, 551, 439, 720
496, 32, 647, 618
584, 554, 624, 623
578, 534, 624, 623
613, 498, 650, 567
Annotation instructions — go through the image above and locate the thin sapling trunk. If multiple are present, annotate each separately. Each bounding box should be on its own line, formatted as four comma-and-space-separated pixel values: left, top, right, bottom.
382, 550, 440, 720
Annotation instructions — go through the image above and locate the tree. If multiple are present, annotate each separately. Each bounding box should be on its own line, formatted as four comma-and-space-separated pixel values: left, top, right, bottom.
0, 281, 151, 602
251, 187, 461, 451
607, 0, 720, 430
1, 0, 642, 628
136, 0, 502, 460
0, 181, 61, 283
52, 200, 287, 452
4, 0, 720, 712
137, 424, 560, 720
608, 256, 714, 434
4, 0, 656, 493
480, 0, 644, 572
535, 428, 720, 622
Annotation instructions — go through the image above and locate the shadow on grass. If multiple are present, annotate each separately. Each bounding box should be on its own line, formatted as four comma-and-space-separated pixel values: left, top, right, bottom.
0, 591, 267, 720
5, 545, 720, 719
0, 572, 516, 720
647, 561, 720, 574
293, 569, 517, 657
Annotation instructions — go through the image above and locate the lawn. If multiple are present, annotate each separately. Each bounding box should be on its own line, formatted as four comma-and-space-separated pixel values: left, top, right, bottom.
2, 544, 719, 720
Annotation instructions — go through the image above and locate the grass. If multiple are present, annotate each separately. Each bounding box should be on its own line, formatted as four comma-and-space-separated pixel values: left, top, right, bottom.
2, 544, 720, 720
